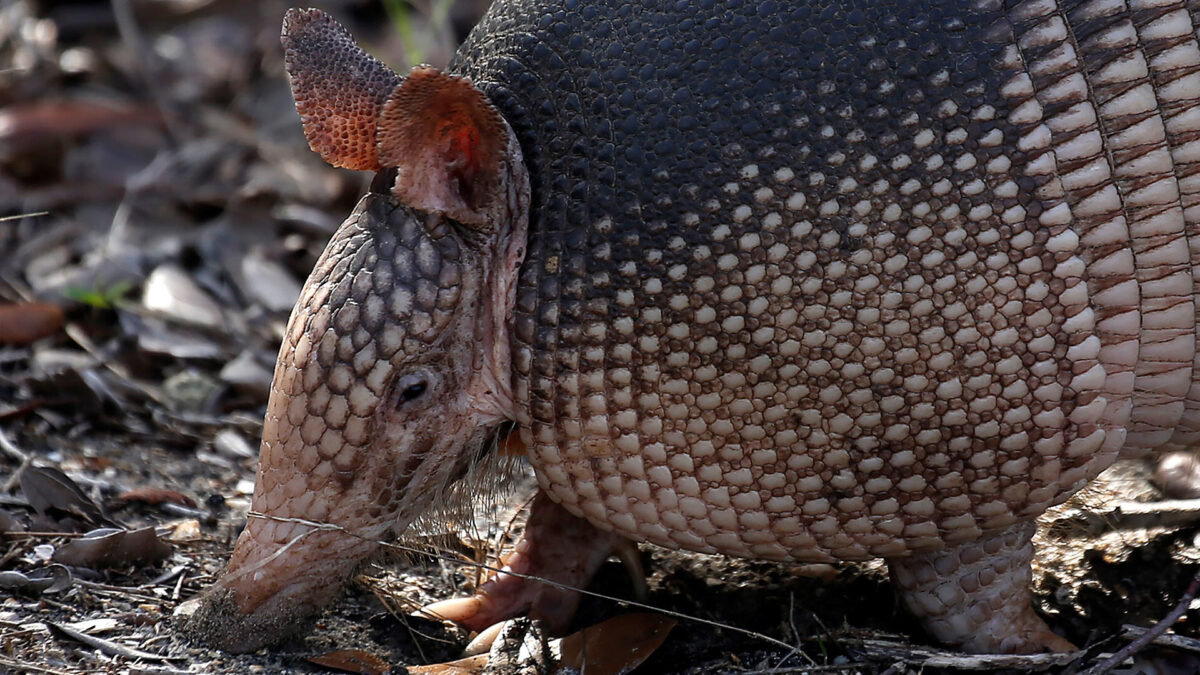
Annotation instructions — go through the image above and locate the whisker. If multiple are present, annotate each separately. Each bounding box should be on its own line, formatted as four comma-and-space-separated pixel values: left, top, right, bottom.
247, 510, 799, 653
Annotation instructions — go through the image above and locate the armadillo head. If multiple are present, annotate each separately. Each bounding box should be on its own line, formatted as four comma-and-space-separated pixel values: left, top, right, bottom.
179, 9, 529, 652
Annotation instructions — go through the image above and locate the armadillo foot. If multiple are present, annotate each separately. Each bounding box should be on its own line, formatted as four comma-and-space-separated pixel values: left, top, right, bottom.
419, 490, 641, 634
886, 520, 1075, 654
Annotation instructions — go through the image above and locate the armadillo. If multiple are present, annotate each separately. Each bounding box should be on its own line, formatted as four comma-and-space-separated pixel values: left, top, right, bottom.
179, 0, 1200, 655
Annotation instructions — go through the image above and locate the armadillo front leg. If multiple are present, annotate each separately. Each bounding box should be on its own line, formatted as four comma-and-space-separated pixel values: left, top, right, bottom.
886, 520, 1073, 654
424, 491, 642, 633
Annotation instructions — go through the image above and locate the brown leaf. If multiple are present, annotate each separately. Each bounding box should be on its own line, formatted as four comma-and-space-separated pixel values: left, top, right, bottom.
0, 302, 64, 344
117, 488, 197, 508
557, 613, 677, 675
0, 101, 163, 145
307, 648, 393, 675
52, 527, 172, 568
406, 655, 488, 675
0, 508, 25, 533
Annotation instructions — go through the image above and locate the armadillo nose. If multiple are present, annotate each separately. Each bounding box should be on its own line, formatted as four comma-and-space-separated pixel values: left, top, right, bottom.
178, 515, 380, 652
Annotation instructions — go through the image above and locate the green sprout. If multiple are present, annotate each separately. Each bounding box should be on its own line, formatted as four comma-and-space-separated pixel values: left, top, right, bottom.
62, 280, 134, 310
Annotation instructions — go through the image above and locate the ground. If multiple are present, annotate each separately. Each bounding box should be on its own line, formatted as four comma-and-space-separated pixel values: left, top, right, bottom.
2, 1, 1200, 673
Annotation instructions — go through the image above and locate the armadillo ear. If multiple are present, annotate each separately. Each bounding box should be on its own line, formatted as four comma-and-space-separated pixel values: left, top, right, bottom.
281, 8, 402, 171
376, 66, 507, 227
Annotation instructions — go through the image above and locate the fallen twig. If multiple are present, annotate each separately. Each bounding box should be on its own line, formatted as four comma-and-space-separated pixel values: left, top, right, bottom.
852, 636, 1083, 671
1079, 568, 1200, 675
1060, 498, 1200, 535
0, 426, 28, 463
0, 211, 49, 223
45, 620, 185, 662
1120, 624, 1200, 653
738, 662, 878, 674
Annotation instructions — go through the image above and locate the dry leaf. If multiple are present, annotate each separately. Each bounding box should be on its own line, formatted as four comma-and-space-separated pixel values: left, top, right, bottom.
0, 565, 73, 595
117, 488, 197, 508
0, 302, 64, 344
52, 527, 172, 568
406, 655, 489, 675
0, 101, 162, 144
307, 648, 393, 675
64, 618, 119, 634
19, 465, 107, 528
557, 613, 677, 675
0, 509, 25, 533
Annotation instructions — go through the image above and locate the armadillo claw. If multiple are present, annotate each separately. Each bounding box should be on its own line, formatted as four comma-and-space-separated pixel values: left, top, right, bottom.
416, 555, 592, 634
611, 538, 649, 602
417, 595, 490, 625
416, 491, 638, 635
462, 620, 507, 656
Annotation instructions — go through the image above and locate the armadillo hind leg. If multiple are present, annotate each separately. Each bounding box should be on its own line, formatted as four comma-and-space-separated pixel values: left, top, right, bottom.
421, 491, 643, 634
887, 520, 1073, 654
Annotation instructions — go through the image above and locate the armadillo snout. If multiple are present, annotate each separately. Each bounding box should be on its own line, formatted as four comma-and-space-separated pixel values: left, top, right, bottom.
179, 521, 377, 652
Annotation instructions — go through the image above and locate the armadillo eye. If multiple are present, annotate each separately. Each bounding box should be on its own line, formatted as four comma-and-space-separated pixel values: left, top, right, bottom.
400, 382, 427, 402
394, 372, 430, 408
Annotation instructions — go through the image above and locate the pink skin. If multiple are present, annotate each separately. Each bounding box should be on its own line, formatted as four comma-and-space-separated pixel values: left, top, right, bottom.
422, 491, 637, 634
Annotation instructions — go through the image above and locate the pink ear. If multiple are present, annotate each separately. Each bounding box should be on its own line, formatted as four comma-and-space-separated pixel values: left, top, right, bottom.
376, 67, 507, 226
281, 8, 401, 171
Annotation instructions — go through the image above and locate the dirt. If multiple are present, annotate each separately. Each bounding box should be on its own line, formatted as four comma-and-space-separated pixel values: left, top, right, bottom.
2, 1, 1200, 674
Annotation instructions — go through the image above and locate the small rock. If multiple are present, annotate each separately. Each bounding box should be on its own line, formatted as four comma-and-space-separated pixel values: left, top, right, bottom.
169, 519, 201, 542
163, 370, 222, 414
213, 429, 256, 460
194, 450, 238, 470
33, 544, 55, 562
